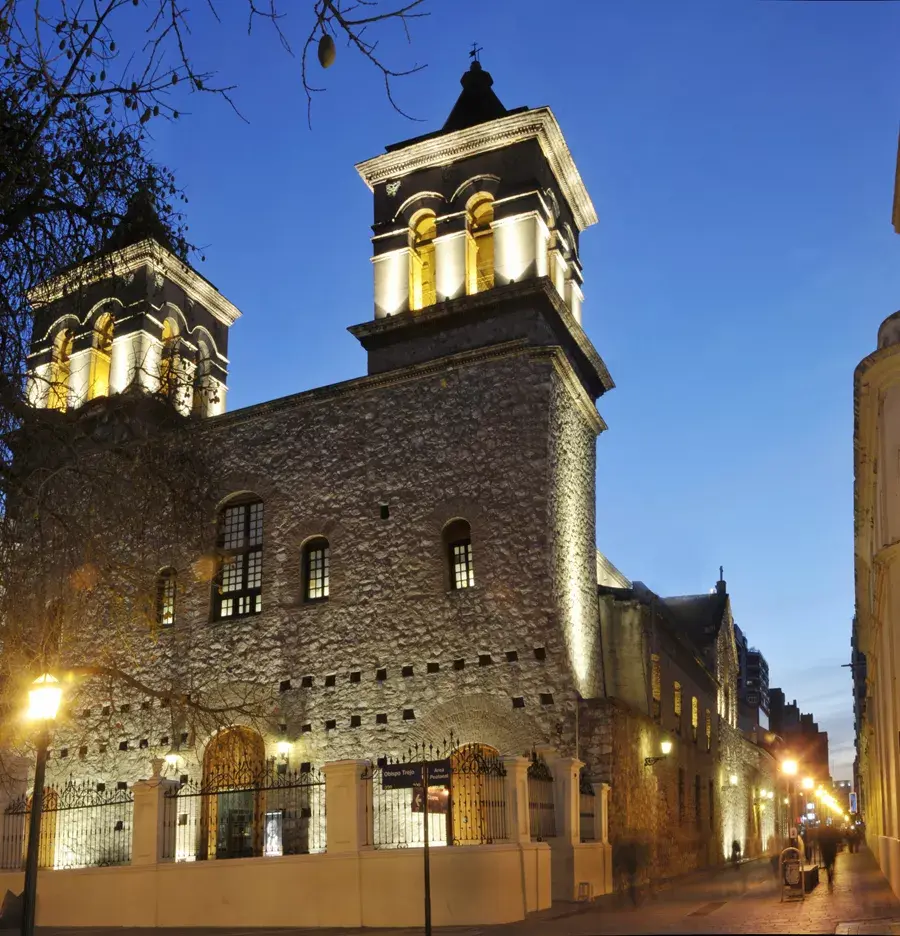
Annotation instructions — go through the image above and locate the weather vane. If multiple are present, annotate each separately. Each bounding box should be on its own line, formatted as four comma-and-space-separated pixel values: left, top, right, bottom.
469, 43, 482, 63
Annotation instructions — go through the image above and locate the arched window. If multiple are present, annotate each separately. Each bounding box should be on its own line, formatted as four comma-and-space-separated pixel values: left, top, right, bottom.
651, 654, 661, 721
705, 708, 712, 751
674, 681, 683, 720
466, 194, 494, 294
303, 537, 330, 602
409, 210, 437, 311
192, 342, 212, 416
213, 495, 264, 620
443, 518, 474, 590
691, 696, 699, 742
48, 329, 73, 411
200, 726, 266, 860
158, 318, 180, 398
88, 312, 114, 400
156, 567, 177, 627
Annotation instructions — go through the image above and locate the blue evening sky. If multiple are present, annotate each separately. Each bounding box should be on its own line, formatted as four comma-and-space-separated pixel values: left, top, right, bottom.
147, 0, 900, 780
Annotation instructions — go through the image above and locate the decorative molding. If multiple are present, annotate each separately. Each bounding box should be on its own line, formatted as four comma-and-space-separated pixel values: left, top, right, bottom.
356, 108, 598, 232
29, 238, 242, 327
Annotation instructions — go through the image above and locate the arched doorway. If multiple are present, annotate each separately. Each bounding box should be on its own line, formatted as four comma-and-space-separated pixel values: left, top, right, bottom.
450, 743, 506, 845
200, 726, 265, 859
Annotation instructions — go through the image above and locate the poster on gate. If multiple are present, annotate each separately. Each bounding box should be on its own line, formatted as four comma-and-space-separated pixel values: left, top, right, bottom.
411, 786, 449, 814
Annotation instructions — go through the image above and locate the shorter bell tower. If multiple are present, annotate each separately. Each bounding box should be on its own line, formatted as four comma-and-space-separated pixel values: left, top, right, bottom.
26, 192, 240, 417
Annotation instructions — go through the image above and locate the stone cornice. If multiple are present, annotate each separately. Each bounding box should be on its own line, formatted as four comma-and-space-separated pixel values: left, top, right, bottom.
348, 278, 614, 397
355, 108, 598, 232
204, 338, 562, 430
28, 239, 242, 327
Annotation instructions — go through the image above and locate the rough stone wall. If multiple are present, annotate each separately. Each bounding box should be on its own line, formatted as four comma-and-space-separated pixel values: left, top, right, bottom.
46, 344, 602, 789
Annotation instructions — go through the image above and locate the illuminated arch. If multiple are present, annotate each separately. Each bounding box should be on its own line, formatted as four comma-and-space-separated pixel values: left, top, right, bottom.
47, 329, 73, 411
450, 742, 504, 845
409, 209, 437, 311
466, 193, 494, 295
88, 312, 115, 400
158, 317, 180, 398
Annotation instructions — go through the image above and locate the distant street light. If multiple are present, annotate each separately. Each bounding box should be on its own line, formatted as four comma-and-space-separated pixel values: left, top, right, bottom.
22, 674, 62, 936
782, 760, 798, 776
802, 777, 815, 791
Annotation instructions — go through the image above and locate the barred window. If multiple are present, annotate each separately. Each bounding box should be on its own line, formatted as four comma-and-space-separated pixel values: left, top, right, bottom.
213, 496, 263, 620
674, 681, 682, 717
304, 538, 330, 601
443, 518, 474, 591
156, 568, 177, 627
651, 654, 661, 721
691, 696, 699, 743
705, 709, 712, 751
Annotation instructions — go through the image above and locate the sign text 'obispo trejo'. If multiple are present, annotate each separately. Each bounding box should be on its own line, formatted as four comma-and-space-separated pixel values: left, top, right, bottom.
381, 759, 451, 789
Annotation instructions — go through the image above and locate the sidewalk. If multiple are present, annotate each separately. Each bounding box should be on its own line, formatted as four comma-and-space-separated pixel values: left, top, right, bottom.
32, 846, 900, 936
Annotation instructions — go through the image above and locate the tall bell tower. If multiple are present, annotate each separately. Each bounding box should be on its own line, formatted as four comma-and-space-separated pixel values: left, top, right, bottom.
352, 57, 610, 404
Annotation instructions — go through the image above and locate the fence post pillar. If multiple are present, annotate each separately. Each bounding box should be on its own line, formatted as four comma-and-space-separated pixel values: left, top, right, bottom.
501, 756, 531, 844
599, 782, 610, 844
132, 759, 178, 866
322, 760, 370, 854
549, 756, 583, 846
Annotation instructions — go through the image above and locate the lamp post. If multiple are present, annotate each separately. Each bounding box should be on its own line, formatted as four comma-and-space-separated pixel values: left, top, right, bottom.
22, 674, 62, 936
644, 738, 673, 768
781, 759, 798, 843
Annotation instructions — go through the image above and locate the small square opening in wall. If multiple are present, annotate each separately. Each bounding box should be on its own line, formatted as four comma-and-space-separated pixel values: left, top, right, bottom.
533, 647, 546, 661
350, 715, 362, 728
325, 674, 336, 688
403, 709, 415, 720
376, 667, 387, 681
139, 739, 149, 749
179, 774, 189, 785
118, 740, 128, 751
506, 651, 519, 663
59, 748, 68, 759
402, 665, 414, 678
102, 705, 111, 716
350, 671, 361, 684
301, 676, 313, 688
279, 679, 292, 693
117, 781, 127, 791
180, 732, 189, 744
376, 713, 388, 725
540, 693, 554, 706
141, 701, 151, 711
99, 744, 107, 754
119, 704, 131, 713
427, 662, 439, 674
160, 698, 170, 708
96, 783, 106, 792
377, 757, 388, 768
278, 723, 287, 734
325, 719, 336, 731
301, 723, 312, 734
160, 735, 169, 746
277, 762, 287, 775
453, 658, 465, 671
512, 697, 526, 709
82, 708, 92, 719
479, 654, 493, 667
78, 746, 87, 759
300, 762, 312, 773
380, 503, 390, 520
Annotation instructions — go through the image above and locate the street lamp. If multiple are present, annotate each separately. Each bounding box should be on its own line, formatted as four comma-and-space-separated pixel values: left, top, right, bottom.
781, 759, 800, 841
802, 777, 814, 791
22, 674, 62, 936
645, 738, 673, 767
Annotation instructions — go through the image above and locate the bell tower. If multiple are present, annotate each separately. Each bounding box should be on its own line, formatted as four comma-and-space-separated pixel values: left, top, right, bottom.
26, 191, 240, 417
352, 58, 610, 403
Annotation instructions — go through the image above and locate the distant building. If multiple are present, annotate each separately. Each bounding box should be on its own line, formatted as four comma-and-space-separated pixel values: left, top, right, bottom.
734, 620, 770, 733
850, 617, 867, 818
768, 689, 830, 782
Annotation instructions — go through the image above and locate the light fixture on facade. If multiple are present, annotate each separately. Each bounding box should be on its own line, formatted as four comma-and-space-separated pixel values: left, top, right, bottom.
783, 797, 789, 805
645, 738, 673, 767
781, 759, 798, 776
276, 740, 292, 759
729, 774, 738, 786
164, 742, 181, 767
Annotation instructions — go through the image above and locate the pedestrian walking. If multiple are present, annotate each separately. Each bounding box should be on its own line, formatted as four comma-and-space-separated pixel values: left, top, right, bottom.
820, 826, 839, 889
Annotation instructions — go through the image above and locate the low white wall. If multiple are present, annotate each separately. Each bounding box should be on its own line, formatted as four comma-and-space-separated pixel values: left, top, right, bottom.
0, 842, 551, 929
549, 841, 612, 901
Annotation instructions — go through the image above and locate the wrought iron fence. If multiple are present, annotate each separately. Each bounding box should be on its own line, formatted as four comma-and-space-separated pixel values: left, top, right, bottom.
162, 761, 325, 861
527, 754, 556, 841
364, 737, 507, 849
579, 769, 596, 843
0, 782, 133, 870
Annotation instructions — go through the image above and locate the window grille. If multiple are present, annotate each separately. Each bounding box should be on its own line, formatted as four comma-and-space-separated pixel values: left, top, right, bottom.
156, 568, 176, 627
691, 696, 699, 743
674, 681, 682, 717
705, 709, 712, 751
304, 540, 330, 601
450, 540, 474, 590
213, 498, 263, 620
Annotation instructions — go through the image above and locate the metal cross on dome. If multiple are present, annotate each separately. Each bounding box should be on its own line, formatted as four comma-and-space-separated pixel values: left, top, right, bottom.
469, 42, 482, 63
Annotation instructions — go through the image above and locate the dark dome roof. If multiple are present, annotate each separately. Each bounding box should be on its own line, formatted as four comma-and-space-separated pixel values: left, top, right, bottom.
103, 188, 176, 254
442, 60, 508, 133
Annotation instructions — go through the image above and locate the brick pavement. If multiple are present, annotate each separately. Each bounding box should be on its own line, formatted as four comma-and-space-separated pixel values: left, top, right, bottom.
32, 847, 900, 936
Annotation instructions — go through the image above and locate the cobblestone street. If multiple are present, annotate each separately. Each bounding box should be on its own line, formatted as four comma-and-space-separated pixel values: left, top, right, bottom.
33, 847, 900, 936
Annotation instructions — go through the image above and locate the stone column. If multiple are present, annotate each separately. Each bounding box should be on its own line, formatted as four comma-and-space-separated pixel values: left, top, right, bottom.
322, 760, 371, 854
502, 756, 531, 844
599, 783, 610, 844
547, 756, 583, 846
131, 760, 179, 865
